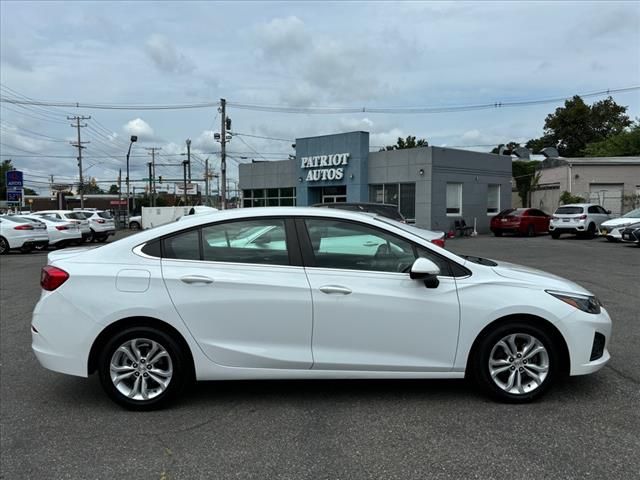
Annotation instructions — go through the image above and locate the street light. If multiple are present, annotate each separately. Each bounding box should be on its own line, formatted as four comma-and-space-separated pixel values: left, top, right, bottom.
125, 135, 138, 223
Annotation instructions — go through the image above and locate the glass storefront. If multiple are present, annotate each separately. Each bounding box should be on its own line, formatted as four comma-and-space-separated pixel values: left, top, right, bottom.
242, 188, 296, 208
369, 183, 416, 221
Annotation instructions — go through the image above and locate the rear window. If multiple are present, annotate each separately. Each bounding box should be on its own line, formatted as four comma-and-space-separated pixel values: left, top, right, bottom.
496, 208, 522, 217
1, 216, 24, 223
555, 206, 583, 215
368, 205, 405, 221
98, 211, 112, 219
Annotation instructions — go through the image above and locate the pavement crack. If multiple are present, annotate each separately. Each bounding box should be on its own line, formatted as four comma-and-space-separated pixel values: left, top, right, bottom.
605, 364, 640, 385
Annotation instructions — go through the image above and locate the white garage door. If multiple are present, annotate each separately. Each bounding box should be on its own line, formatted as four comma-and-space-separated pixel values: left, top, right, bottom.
589, 184, 623, 216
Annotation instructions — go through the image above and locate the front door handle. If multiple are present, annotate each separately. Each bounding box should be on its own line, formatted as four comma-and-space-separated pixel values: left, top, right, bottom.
180, 275, 214, 285
319, 285, 352, 295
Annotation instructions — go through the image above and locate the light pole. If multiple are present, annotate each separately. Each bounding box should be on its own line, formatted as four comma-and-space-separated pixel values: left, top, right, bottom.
125, 135, 138, 222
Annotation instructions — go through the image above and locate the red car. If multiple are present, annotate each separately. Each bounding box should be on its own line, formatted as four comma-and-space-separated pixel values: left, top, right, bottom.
490, 208, 551, 237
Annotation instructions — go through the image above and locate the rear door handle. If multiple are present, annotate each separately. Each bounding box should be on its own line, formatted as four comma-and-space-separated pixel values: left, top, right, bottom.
180, 275, 214, 285
319, 285, 352, 295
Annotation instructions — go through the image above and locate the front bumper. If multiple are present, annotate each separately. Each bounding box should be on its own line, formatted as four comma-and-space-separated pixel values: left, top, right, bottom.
556, 307, 612, 376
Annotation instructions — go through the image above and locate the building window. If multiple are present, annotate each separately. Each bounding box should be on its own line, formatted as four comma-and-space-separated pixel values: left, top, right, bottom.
487, 184, 500, 214
369, 183, 416, 222
242, 188, 296, 208
446, 183, 462, 216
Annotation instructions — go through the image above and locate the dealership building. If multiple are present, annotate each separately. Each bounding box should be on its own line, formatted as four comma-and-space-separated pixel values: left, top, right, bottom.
239, 131, 512, 233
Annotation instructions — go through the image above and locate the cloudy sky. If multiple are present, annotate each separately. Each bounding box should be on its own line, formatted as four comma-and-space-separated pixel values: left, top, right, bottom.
1, 0, 639, 193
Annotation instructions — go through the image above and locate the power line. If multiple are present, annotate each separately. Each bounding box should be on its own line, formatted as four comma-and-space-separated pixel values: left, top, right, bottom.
230, 132, 293, 142
2, 85, 638, 114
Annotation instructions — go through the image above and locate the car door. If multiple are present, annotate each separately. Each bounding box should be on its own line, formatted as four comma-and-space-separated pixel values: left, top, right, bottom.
160, 217, 314, 369
298, 217, 461, 372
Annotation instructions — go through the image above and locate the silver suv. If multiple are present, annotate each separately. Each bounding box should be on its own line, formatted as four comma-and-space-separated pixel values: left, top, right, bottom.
549, 203, 611, 239
74, 210, 116, 243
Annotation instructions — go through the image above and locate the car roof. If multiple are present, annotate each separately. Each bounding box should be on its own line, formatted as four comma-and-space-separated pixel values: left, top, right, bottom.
557, 203, 601, 207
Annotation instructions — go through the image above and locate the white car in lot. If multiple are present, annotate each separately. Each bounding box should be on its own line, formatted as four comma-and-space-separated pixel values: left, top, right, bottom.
74, 209, 116, 242
33, 210, 92, 242
21, 214, 82, 249
549, 203, 611, 239
0, 215, 49, 254
599, 208, 640, 242
32, 207, 612, 409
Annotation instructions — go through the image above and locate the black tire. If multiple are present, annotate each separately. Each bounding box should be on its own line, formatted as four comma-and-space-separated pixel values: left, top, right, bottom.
605, 236, 616, 242
34, 243, 48, 251
527, 225, 536, 237
471, 321, 560, 403
0, 236, 9, 255
129, 221, 141, 230
85, 231, 94, 243
96, 234, 108, 243
98, 326, 189, 410
551, 232, 560, 239
586, 223, 597, 239
493, 230, 503, 237
20, 244, 33, 254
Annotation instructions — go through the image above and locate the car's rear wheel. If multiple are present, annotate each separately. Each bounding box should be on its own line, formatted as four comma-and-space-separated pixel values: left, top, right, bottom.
129, 221, 141, 230
20, 244, 33, 254
586, 223, 597, 239
98, 327, 188, 410
96, 234, 108, 243
472, 322, 559, 403
0, 236, 9, 255
527, 225, 536, 237
493, 230, 503, 237
551, 232, 560, 239
85, 231, 94, 243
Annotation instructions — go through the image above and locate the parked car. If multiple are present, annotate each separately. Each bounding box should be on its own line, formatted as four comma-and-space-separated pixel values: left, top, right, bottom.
20, 214, 82, 249
0, 215, 49, 254
33, 210, 92, 242
620, 222, 640, 246
314, 202, 407, 222
599, 208, 640, 242
128, 215, 142, 230
549, 204, 611, 239
313, 202, 446, 247
490, 208, 551, 237
32, 207, 611, 409
74, 209, 116, 243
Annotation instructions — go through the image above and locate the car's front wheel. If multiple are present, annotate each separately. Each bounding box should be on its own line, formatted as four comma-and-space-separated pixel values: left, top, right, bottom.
98, 327, 188, 410
472, 322, 559, 403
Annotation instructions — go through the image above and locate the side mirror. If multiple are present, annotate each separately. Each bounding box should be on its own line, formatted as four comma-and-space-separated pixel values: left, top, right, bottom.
410, 257, 441, 279
606, 210, 611, 215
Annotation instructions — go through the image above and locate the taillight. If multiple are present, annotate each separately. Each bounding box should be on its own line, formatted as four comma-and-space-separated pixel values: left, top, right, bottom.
55, 225, 69, 231
14, 224, 34, 230
579, 214, 587, 220
431, 238, 446, 248
96, 219, 105, 224
40, 266, 69, 291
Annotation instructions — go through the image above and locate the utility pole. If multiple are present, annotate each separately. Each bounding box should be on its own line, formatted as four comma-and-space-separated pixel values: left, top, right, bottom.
182, 159, 188, 206
147, 162, 153, 207
220, 98, 227, 209
145, 147, 161, 207
68, 115, 91, 209
204, 157, 210, 207
186, 138, 192, 182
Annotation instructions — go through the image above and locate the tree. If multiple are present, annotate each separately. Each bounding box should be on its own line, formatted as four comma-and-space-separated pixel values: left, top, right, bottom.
512, 160, 540, 207
79, 177, 104, 194
108, 184, 120, 194
526, 96, 631, 157
0, 159, 15, 199
23, 187, 37, 195
380, 135, 428, 151
583, 122, 640, 157
491, 142, 521, 155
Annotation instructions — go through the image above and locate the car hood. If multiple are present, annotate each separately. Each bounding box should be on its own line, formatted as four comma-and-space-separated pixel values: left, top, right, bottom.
601, 217, 640, 228
491, 260, 592, 295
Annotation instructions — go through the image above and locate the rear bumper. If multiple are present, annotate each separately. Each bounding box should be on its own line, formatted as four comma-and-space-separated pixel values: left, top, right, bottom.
23, 240, 49, 249
549, 225, 587, 234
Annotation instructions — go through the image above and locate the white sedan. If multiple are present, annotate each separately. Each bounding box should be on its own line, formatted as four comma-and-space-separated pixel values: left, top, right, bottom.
0, 215, 49, 253
32, 207, 612, 409
600, 208, 640, 241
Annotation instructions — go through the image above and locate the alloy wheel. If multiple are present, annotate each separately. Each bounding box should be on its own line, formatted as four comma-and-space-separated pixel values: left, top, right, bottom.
109, 338, 173, 401
488, 333, 549, 395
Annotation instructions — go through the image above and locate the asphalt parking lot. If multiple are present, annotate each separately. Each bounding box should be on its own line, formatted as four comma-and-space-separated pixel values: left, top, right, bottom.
1, 232, 639, 480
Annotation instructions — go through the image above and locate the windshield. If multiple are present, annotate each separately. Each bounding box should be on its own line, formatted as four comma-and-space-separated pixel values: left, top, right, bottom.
622, 208, 640, 218
555, 206, 584, 215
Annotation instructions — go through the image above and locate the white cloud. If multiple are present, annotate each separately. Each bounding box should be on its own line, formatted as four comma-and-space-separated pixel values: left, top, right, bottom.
257, 16, 308, 60
123, 118, 154, 139
144, 34, 194, 73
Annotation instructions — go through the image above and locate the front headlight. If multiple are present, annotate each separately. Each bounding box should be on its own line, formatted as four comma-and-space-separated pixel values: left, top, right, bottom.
546, 290, 602, 314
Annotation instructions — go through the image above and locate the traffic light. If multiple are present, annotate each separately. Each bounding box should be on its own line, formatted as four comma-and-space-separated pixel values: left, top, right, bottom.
158, 176, 163, 184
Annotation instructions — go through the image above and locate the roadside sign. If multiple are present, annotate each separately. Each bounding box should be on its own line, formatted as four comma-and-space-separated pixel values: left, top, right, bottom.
109, 200, 128, 206
175, 183, 198, 195
6, 170, 23, 187
7, 188, 23, 204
